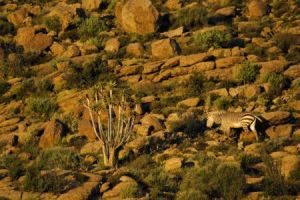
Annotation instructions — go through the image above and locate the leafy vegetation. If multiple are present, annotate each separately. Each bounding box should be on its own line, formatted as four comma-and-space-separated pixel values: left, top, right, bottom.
43, 16, 61, 32
1, 154, 25, 180
26, 96, 58, 119
236, 61, 260, 84
79, 17, 110, 41
0, 19, 15, 36
171, 7, 208, 29
264, 73, 289, 97
187, 30, 232, 53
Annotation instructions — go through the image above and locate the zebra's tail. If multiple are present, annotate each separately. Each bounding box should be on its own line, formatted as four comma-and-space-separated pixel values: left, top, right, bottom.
254, 115, 263, 122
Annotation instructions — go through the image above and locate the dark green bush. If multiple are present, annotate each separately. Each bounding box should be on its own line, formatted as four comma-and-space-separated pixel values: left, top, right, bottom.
236, 61, 260, 84
78, 17, 110, 41
265, 72, 289, 97
19, 137, 40, 159
172, 7, 208, 30
213, 97, 231, 110
186, 73, 205, 96
43, 16, 61, 32
37, 147, 81, 170
273, 33, 295, 53
0, 81, 10, 95
65, 59, 113, 89
24, 165, 70, 194
245, 43, 267, 58
36, 79, 54, 93
177, 161, 245, 200
172, 118, 205, 138
11, 79, 36, 100
0, 19, 15, 36
188, 30, 232, 53
26, 96, 58, 119
2, 154, 25, 180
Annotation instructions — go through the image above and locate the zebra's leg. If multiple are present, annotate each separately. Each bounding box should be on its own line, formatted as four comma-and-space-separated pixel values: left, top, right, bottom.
250, 120, 259, 141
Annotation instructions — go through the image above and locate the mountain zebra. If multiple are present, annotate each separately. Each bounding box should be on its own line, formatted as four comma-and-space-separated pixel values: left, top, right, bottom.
206, 111, 263, 141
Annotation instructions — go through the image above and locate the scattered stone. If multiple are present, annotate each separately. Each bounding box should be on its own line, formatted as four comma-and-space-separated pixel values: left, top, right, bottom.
140, 114, 164, 131
247, 0, 267, 18
82, 0, 101, 10
216, 56, 245, 68
126, 43, 144, 56
116, 0, 159, 34
262, 111, 291, 125
151, 39, 179, 58
180, 53, 209, 67
104, 38, 120, 53
80, 141, 102, 155
164, 0, 182, 10
164, 157, 184, 171
39, 120, 65, 148
15, 27, 53, 53
216, 6, 236, 17
284, 65, 300, 79
177, 98, 200, 108
266, 124, 293, 139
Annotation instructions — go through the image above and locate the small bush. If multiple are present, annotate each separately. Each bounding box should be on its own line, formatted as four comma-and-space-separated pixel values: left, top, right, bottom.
26, 96, 58, 119
36, 79, 54, 93
19, 137, 40, 159
171, 7, 208, 30
236, 61, 260, 84
120, 182, 143, 199
213, 97, 231, 110
24, 165, 69, 194
172, 118, 205, 138
10, 79, 36, 100
2, 154, 25, 180
0, 19, 15, 36
186, 73, 205, 96
0, 81, 10, 95
65, 59, 113, 89
189, 30, 232, 53
177, 161, 245, 200
273, 33, 295, 53
240, 153, 261, 174
43, 16, 61, 32
245, 43, 266, 58
79, 17, 110, 41
37, 147, 81, 170
265, 73, 289, 97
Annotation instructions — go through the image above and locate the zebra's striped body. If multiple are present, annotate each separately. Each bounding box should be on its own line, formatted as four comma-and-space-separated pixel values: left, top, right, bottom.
206, 111, 262, 141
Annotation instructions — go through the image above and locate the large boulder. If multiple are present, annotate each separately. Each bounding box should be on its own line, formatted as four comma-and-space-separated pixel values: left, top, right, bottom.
266, 124, 293, 139
39, 120, 65, 148
115, 0, 159, 34
15, 27, 53, 53
82, 0, 101, 11
78, 119, 97, 141
284, 64, 300, 79
151, 39, 179, 59
247, 0, 267, 18
104, 38, 120, 53
7, 7, 29, 26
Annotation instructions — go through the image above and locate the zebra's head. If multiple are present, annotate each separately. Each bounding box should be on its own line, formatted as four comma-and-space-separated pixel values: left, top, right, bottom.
206, 112, 215, 128
206, 111, 223, 128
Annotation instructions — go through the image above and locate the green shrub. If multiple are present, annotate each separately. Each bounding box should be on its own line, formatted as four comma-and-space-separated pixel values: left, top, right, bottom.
24, 165, 69, 194
186, 73, 205, 96
10, 79, 35, 100
177, 161, 245, 200
20, 137, 40, 159
37, 147, 81, 170
120, 182, 143, 198
236, 61, 260, 84
2, 154, 25, 180
172, 118, 205, 138
66, 0, 81, 3
65, 59, 113, 89
43, 16, 61, 32
265, 73, 289, 97
79, 17, 110, 41
171, 7, 207, 30
240, 154, 261, 174
213, 97, 231, 110
273, 33, 295, 53
245, 43, 266, 58
26, 96, 58, 119
272, 0, 289, 17
36, 79, 54, 93
0, 81, 10, 95
0, 19, 15, 36
189, 30, 232, 53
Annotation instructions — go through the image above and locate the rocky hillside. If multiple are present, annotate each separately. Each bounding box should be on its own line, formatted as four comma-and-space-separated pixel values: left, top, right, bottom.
0, 0, 300, 199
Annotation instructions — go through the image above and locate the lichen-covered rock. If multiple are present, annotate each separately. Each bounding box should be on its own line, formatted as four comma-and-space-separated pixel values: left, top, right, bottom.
247, 0, 267, 18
